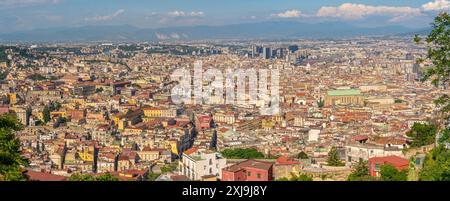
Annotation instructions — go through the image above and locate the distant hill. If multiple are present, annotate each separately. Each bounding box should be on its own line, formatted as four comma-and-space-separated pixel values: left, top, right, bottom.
0, 21, 426, 42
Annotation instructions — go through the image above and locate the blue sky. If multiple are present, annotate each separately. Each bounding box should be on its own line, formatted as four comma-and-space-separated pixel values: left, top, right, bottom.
0, 0, 448, 33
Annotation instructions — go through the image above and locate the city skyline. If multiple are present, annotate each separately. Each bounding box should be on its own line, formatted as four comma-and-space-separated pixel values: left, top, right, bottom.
0, 0, 449, 34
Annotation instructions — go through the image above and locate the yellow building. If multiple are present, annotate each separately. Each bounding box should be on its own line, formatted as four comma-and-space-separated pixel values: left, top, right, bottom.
167, 141, 179, 156
143, 107, 176, 118
77, 150, 94, 162
143, 108, 162, 117
50, 111, 66, 118
8, 93, 17, 104
118, 120, 127, 130
261, 119, 275, 130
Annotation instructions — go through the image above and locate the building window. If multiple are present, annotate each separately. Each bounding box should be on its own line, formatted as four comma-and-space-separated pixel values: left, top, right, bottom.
247, 171, 251, 177
257, 173, 261, 178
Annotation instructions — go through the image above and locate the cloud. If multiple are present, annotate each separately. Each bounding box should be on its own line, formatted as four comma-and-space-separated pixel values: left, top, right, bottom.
155, 33, 170, 40
422, 0, 450, 11
84, 9, 125, 22
316, 3, 422, 20
0, 0, 60, 8
273, 10, 302, 18
167, 10, 204, 17
155, 32, 184, 40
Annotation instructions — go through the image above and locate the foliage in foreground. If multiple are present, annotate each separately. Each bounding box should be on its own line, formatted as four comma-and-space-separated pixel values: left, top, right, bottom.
406, 123, 437, 147
419, 146, 450, 181
221, 148, 265, 159
326, 146, 345, 166
0, 114, 28, 181
276, 172, 313, 181
68, 173, 119, 181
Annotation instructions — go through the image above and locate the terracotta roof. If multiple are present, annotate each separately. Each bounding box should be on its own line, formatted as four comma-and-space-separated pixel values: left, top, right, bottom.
276, 156, 301, 165
183, 147, 198, 155
170, 175, 190, 181
352, 135, 368, 141
224, 159, 273, 172
369, 156, 409, 169
24, 170, 67, 181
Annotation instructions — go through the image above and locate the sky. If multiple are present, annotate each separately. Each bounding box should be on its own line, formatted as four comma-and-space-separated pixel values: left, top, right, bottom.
0, 0, 449, 33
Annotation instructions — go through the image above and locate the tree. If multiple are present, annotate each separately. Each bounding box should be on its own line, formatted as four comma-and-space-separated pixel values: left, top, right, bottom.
317, 99, 325, 108
438, 128, 450, 145
380, 164, 408, 181
221, 148, 265, 159
26, 74, 47, 81
295, 173, 313, 181
276, 172, 313, 181
406, 123, 437, 147
413, 12, 450, 181
43, 105, 51, 123
326, 146, 344, 166
160, 161, 178, 173
69, 173, 119, 181
419, 146, 450, 181
275, 177, 290, 181
297, 151, 309, 159
147, 172, 161, 181
0, 114, 28, 181
414, 12, 449, 116
95, 173, 119, 181
68, 173, 95, 181
347, 160, 376, 181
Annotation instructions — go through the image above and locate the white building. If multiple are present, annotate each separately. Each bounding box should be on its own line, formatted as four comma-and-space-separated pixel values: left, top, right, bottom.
308, 129, 320, 142
345, 142, 403, 167
179, 148, 227, 180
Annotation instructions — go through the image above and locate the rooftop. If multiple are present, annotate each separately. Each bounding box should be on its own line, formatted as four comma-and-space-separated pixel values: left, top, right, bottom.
327, 89, 361, 96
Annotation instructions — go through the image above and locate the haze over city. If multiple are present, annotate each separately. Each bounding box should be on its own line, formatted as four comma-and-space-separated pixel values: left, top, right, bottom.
0, 0, 449, 193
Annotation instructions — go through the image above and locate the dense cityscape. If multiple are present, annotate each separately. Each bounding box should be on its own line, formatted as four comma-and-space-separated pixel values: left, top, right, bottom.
0, 34, 448, 181
0, 1, 449, 185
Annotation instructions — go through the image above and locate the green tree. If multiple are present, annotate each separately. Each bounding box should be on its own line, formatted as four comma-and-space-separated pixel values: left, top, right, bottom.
275, 177, 290, 181
276, 172, 313, 181
43, 105, 51, 123
160, 161, 178, 173
413, 12, 450, 181
26, 74, 47, 81
147, 172, 161, 181
317, 99, 325, 108
419, 146, 450, 181
295, 173, 313, 181
95, 173, 119, 181
380, 164, 408, 181
406, 123, 437, 147
326, 146, 344, 166
414, 12, 449, 115
438, 128, 450, 145
221, 148, 265, 159
347, 160, 376, 181
297, 151, 309, 159
0, 114, 28, 181
69, 173, 119, 181
68, 173, 95, 181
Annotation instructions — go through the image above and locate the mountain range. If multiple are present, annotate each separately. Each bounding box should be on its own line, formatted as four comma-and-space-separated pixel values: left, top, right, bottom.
0, 21, 429, 42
